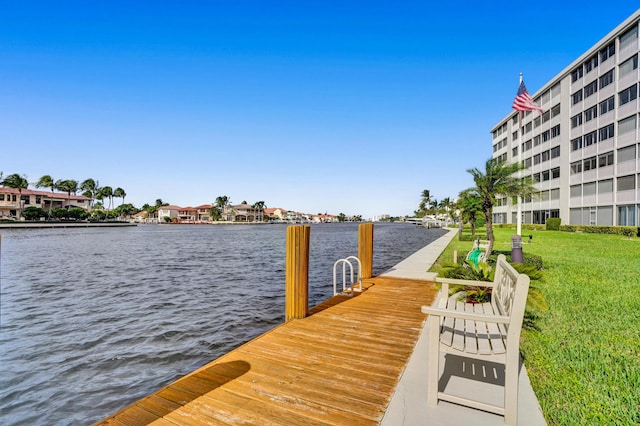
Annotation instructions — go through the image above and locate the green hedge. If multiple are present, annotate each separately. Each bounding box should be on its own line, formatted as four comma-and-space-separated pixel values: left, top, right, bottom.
546, 218, 561, 231
560, 224, 639, 237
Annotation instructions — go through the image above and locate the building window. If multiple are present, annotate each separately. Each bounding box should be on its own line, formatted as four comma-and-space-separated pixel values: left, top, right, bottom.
571, 136, 583, 151
542, 170, 550, 181
550, 104, 560, 119
512, 115, 519, 125
533, 135, 541, 146
572, 89, 583, 105
600, 41, 615, 62
0, 194, 4, 201
542, 150, 550, 162
36, 196, 41, 203
598, 179, 613, 194
599, 69, 614, 89
618, 115, 637, 134
585, 80, 598, 98
512, 130, 519, 141
598, 123, 614, 141
540, 190, 550, 201
542, 130, 550, 142
619, 84, 638, 106
551, 167, 560, 179
619, 54, 638, 78
533, 173, 541, 182
584, 54, 598, 73
551, 125, 560, 138
584, 131, 597, 146
533, 116, 541, 128
550, 145, 560, 159
583, 182, 596, 196
550, 83, 561, 98
571, 113, 583, 128
571, 66, 584, 82
598, 152, 614, 167
571, 161, 582, 174
512, 146, 518, 157
584, 105, 598, 122
550, 188, 560, 200
533, 154, 541, 165
618, 205, 637, 226
617, 175, 636, 191
620, 25, 638, 51
541, 110, 550, 123
599, 96, 615, 115
524, 157, 532, 168
570, 185, 582, 197
583, 156, 597, 171
522, 139, 532, 152
617, 145, 637, 163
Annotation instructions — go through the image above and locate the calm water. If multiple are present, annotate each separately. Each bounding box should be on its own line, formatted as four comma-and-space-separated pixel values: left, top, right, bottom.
0, 222, 445, 425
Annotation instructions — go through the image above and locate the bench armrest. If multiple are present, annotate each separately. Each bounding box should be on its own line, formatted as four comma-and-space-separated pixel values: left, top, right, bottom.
422, 305, 510, 324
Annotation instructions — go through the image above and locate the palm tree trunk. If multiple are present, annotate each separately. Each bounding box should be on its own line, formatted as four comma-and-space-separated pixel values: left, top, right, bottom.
484, 207, 494, 254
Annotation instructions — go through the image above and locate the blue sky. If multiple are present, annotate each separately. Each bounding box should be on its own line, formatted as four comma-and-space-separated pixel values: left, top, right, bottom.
2, 2, 638, 218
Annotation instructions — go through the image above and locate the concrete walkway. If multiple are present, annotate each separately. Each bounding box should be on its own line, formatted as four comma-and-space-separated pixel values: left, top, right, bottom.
380, 228, 547, 426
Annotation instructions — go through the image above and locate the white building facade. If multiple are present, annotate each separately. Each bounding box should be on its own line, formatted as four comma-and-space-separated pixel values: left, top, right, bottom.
490, 11, 640, 227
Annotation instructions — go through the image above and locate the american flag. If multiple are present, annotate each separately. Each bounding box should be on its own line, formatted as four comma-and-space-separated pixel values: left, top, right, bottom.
512, 81, 544, 113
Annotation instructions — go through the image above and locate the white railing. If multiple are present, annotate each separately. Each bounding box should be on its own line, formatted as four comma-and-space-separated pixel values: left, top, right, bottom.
332, 256, 363, 296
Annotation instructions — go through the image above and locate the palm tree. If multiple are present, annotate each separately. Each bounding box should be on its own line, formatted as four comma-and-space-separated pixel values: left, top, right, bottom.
35, 175, 56, 219
80, 178, 100, 209
252, 200, 266, 222
466, 158, 535, 254
55, 179, 79, 216
2, 173, 30, 219
113, 187, 126, 206
99, 186, 114, 211
457, 189, 483, 236
215, 195, 230, 221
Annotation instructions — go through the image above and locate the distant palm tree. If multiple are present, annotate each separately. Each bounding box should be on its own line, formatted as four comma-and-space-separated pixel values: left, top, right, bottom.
114, 187, 126, 206
215, 195, 230, 221
457, 189, 483, 236
99, 186, 114, 211
55, 179, 79, 216
80, 178, 100, 209
252, 200, 266, 222
2, 173, 30, 219
466, 158, 535, 254
35, 175, 56, 219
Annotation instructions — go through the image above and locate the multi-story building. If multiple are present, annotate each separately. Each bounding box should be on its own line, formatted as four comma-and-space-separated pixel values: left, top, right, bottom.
490, 10, 639, 227
0, 187, 90, 219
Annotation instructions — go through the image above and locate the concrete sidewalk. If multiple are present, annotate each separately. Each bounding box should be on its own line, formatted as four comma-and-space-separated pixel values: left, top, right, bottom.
380, 228, 547, 426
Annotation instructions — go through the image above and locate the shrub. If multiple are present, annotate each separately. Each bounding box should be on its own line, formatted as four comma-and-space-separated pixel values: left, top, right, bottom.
546, 217, 561, 231
559, 224, 639, 236
22, 206, 47, 220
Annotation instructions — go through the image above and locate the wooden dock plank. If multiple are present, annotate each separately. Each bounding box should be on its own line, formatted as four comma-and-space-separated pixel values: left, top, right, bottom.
94, 276, 437, 425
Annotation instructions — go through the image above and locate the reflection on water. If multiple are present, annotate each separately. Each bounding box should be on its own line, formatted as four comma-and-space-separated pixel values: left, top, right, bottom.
0, 222, 445, 425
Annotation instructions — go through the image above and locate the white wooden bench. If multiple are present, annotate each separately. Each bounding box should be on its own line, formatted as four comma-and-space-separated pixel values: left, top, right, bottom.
421, 254, 530, 425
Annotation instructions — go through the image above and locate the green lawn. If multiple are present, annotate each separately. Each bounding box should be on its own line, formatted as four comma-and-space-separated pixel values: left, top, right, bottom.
431, 227, 640, 425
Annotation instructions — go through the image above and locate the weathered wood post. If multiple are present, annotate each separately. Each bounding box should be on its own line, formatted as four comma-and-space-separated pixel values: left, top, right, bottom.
358, 223, 374, 279
285, 225, 310, 321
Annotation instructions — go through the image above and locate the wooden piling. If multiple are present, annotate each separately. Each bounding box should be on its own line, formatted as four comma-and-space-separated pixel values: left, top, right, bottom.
358, 223, 374, 279
285, 225, 310, 321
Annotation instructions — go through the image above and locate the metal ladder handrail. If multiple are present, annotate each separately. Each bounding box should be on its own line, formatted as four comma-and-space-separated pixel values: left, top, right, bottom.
333, 255, 363, 296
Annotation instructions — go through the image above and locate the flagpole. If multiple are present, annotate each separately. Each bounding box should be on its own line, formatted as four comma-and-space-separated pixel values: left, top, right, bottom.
516, 73, 523, 236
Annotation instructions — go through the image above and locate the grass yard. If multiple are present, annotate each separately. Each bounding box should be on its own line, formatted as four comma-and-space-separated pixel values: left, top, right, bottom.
431, 227, 640, 425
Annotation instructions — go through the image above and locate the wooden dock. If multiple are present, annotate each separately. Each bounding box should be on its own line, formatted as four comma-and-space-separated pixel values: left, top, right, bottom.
95, 276, 437, 425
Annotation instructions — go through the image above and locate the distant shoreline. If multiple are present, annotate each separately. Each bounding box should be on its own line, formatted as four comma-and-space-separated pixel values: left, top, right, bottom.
0, 222, 137, 229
